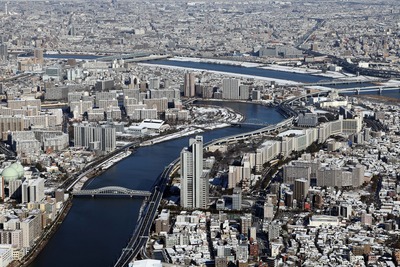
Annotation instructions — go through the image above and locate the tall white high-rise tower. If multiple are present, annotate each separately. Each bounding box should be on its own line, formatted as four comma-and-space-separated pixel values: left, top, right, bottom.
180, 136, 208, 209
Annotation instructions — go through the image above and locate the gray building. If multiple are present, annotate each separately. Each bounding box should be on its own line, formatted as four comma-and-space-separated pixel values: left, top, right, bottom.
74, 123, 116, 153
222, 78, 240, 100
0, 43, 8, 61
297, 113, 318, 127
232, 187, 242, 211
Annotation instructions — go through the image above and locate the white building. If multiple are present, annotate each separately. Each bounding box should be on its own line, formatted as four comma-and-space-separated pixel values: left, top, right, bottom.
129, 259, 162, 267
22, 178, 45, 203
180, 136, 208, 209
0, 244, 12, 267
20, 214, 42, 249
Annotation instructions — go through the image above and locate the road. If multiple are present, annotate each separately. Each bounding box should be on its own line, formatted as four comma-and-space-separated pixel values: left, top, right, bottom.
113, 160, 178, 267
112, 110, 296, 266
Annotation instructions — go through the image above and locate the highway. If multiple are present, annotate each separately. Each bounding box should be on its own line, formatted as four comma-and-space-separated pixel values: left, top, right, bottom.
112, 104, 298, 266
113, 161, 178, 267
0, 143, 16, 158
112, 115, 295, 266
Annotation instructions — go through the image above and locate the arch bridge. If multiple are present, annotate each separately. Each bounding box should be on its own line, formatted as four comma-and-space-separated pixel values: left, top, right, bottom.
72, 186, 152, 197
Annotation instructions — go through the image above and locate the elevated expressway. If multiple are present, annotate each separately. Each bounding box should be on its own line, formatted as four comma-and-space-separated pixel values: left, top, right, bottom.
113, 104, 299, 266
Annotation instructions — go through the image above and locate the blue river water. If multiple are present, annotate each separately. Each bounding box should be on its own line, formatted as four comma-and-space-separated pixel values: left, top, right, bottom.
24, 53, 400, 98
30, 102, 285, 267
28, 56, 400, 266
148, 59, 330, 83
44, 54, 101, 60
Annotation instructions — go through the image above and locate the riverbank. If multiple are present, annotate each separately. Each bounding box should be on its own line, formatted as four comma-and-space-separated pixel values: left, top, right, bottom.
354, 94, 400, 104
138, 62, 302, 85
172, 56, 263, 68
73, 150, 135, 191
17, 198, 73, 267
141, 104, 244, 146
29, 100, 285, 267
21, 101, 245, 265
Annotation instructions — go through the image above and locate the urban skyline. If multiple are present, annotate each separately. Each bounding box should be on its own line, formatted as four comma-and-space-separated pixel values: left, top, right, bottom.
0, 0, 398, 266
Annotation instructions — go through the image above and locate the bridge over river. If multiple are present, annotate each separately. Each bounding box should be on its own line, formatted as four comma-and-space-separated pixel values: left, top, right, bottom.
72, 186, 151, 197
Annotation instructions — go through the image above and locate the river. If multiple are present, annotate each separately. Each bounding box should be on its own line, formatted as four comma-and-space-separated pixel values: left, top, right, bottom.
29, 101, 285, 267
24, 53, 400, 97
28, 58, 400, 266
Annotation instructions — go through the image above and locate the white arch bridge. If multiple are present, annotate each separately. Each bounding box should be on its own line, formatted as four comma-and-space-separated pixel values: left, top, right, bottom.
72, 186, 152, 197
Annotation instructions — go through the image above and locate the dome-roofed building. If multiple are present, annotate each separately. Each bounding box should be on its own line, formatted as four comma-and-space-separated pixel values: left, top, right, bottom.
1, 167, 19, 183
9, 162, 24, 178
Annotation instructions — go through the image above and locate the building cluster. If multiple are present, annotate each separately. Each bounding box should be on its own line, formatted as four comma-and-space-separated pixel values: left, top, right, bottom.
156, 210, 260, 267
0, 98, 65, 163
0, 162, 67, 265
0, 0, 397, 74
0, 0, 318, 58
304, 4, 400, 72
162, 85, 400, 266
226, 113, 363, 192
255, 98, 400, 266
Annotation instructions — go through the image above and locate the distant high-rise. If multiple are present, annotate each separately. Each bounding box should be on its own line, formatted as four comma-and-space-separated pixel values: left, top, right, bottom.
68, 24, 76, 36
183, 72, 195, 97
0, 43, 8, 61
180, 136, 208, 209
232, 187, 242, 210
149, 77, 160, 90
33, 48, 44, 64
222, 78, 240, 99
294, 178, 309, 205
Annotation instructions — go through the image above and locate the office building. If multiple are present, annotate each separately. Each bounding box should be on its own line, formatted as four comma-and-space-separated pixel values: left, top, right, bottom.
268, 222, 280, 241
149, 77, 160, 90
264, 202, 274, 220
180, 136, 208, 209
0, 43, 8, 61
232, 187, 242, 211
283, 164, 311, 185
238, 84, 250, 100
240, 213, 252, 235
294, 178, 309, 205
184, 72, 195, 97
95, 79, 114, 91
21, 178, 45, 203
74, 123, 116, 152
20, 214, 42, 249
297, 113, 318, 127
9, 180, 22, 200
222, 78, 240, 99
